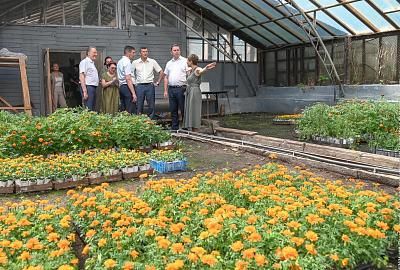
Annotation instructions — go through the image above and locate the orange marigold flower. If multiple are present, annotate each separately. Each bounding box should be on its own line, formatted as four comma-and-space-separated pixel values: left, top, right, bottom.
235, 260, 249, 270
82, 245, 90, 255
171, 243, 185, 254
341, 234, 350, 243
287, 221, 301, 230
242, 248, 256, 259
305, 231, 318, 242
19, 251, 31, 261
157, 238, 171, 249
341, 258, 349, 267
376, 221, 389, 231
305, 244, 317, 255
231, 241, 244, 252
58, 265, 74, 270
255, 254, 267, 266
86, 229, 96, 238
393, 224, 400, 233
57, 239, 71, 250
123, 262, 134, 270
165, 259, 184, 270
248, 232, 262, 242
277, 246, 298, 260
201, 254, 218, 266
130, 250, 139, 259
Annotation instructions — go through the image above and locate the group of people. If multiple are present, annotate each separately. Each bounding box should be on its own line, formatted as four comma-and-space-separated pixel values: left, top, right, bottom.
51, 44, 216, 131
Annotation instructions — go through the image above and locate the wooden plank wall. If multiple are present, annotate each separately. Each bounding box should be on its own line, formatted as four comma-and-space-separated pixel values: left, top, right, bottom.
0, 25, 187, 115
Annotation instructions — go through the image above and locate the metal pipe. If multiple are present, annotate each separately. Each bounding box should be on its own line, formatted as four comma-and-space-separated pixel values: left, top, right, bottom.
152, 0, 237, 63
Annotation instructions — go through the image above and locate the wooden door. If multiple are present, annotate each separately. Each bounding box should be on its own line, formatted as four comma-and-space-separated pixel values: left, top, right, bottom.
43, 48, 53, 114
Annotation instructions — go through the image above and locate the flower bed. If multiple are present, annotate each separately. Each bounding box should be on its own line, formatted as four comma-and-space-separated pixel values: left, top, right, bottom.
67, 164, 400, 269
0, 148, 187, 193
273, 114, 302, 125
297, 100, 399, 151
0, 200, 78, 269
0, 108, 171, 158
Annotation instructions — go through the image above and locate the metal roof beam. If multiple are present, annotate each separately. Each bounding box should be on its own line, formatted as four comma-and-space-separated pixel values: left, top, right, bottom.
364, 0, 399, 29
336, 0, 379, 33
222, 0, 290, 44
232, 0, 361, 33
384, 9, 400, 15
308, 0, 356, 35
201, 0, 279, 46
261, 0, 337, 37
241, 0, 306, 43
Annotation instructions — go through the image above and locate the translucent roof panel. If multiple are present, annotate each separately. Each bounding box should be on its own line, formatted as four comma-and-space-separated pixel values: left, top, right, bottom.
350, 1, 396, 32
192, 0, 400, 49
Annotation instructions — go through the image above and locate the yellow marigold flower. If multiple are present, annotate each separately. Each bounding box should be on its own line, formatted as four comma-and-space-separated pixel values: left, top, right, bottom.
199, 208, 209, 215
104, 259, 117, 269
341, 258, 349, 267
157, 238, 171, 249
191, 246, 207, 256
330, 254, 339, 261
244, 225, 256, 234
201, 254, 218, 266
393, 224, 400, 233
82, 245, 90, 255
71, 259, 79, 265
305, 244, 317, 255
187, 253, 198, 262
230, 241, 244, 252
287, 221, 301, 230
235, 260, 249, 270
57, 265, 74, 270
247, 215, 258, 224
145, 229, 156, 237
0, 251, 7, 265
98, 238, 107, 247
171, 243, 185, 254
165, 259, 184, 270
305, 231, 318, 242
255, 254, 267, 266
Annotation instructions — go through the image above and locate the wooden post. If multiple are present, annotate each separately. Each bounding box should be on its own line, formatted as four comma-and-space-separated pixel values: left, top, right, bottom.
18, 57, 32, 116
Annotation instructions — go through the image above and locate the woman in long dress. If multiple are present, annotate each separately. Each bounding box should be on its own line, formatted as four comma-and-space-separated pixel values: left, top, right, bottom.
184, 54, 216, 131
101, 62, 119, 114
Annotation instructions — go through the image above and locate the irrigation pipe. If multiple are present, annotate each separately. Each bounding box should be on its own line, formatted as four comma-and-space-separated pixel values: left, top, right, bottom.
173, 130, 400, 177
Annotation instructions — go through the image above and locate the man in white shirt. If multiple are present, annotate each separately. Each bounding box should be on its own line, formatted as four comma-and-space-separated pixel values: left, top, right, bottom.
79, 46, 99, 111
132, 47, 164, 119
164, 44, 189, 130
117, 46, 137, 114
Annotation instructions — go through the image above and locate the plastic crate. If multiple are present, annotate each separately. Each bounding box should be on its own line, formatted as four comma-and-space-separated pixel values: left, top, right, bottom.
150, 159, 187, 173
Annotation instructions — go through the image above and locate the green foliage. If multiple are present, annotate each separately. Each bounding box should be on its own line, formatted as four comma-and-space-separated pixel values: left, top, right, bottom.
0, 108, 171, 157
297, 100, 400, 150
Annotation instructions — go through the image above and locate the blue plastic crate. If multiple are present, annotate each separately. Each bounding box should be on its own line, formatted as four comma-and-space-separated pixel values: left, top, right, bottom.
150, 159, 187, 173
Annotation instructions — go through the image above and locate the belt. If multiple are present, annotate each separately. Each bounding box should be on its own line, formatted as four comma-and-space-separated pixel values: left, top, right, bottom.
137, 82, 152, 85
169, 85, 185, 88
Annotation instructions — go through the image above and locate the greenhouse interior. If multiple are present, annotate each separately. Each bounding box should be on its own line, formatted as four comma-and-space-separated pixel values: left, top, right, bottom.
0, 0, 399, 270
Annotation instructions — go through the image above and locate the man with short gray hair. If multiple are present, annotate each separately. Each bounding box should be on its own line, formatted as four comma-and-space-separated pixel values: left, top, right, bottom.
79, 46, 99, 111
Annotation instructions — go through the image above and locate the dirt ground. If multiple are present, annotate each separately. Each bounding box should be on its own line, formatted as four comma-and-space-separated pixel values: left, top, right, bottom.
0, 139, 396, 204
